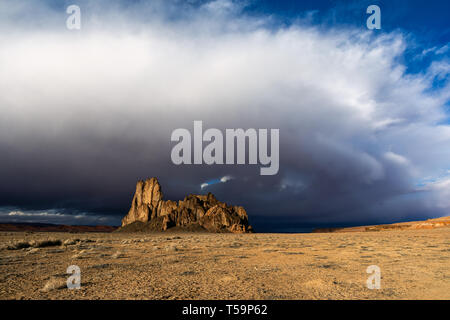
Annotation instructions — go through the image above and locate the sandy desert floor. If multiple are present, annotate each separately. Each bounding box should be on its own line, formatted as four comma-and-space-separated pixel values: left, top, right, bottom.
0, 228, 449, 300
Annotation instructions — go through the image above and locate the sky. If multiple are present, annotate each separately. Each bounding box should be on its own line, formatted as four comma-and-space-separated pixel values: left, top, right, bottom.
0, 0, 449, 232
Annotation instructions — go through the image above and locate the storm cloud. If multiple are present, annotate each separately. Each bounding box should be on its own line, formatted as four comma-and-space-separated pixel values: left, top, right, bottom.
0, 0, 449, 229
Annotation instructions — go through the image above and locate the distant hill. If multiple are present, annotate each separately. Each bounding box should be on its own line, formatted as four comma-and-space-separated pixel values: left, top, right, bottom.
313, 216, 450, 233
0, 222, 117, 233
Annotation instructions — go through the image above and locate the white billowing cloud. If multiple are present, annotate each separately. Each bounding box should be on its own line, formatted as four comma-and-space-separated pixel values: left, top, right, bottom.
200, 183, 209, 189
436, 44, 450, 55
420, 176, 450, 210
384, 152, 410, 166
0, 208, 116, 225
8, 211, 25, 216
421, 43, 450, 57
0, 0, 449, 222
220, 175, 233, 183
201, 175, 234, 189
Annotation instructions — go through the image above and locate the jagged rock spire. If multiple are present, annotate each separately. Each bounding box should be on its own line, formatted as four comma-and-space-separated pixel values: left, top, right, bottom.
121, 177, 252, 233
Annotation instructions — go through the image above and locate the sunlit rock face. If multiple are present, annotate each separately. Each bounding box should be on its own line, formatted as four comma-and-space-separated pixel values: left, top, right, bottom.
121, 178, 252, 233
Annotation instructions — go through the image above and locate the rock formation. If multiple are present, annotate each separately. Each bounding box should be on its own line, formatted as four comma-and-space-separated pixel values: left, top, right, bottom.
119, 178, 252, 233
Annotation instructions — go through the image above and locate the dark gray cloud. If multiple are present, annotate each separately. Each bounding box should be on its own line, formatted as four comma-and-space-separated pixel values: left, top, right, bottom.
0, 0, 449, 230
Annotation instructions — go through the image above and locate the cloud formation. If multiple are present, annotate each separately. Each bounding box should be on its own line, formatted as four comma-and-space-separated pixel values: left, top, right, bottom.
0, 208, 116, 225
201, 175, 234, 189
0, 0, 449, 229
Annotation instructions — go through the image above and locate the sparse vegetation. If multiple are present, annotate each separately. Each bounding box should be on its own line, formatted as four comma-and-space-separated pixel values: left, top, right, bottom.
0, 228, 449, 299
111, 251, 124, 259
7, 241, 31, 250
7, 239, 62, 250
34, 239, 62, 248
63, 239, 77, 246
41, 278, 66, 292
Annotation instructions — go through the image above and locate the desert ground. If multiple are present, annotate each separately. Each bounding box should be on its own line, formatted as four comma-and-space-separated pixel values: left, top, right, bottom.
0, 228, 449, 300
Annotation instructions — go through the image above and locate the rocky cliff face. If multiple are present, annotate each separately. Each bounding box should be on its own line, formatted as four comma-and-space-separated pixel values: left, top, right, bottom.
120, 178, 252, 233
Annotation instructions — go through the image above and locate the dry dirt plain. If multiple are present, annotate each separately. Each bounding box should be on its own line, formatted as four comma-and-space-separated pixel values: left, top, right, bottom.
0, 228, 449, 300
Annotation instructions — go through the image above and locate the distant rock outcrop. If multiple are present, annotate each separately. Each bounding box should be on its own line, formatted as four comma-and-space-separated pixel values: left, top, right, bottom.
119, 178, 252, 233
313, 216, 450, 233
